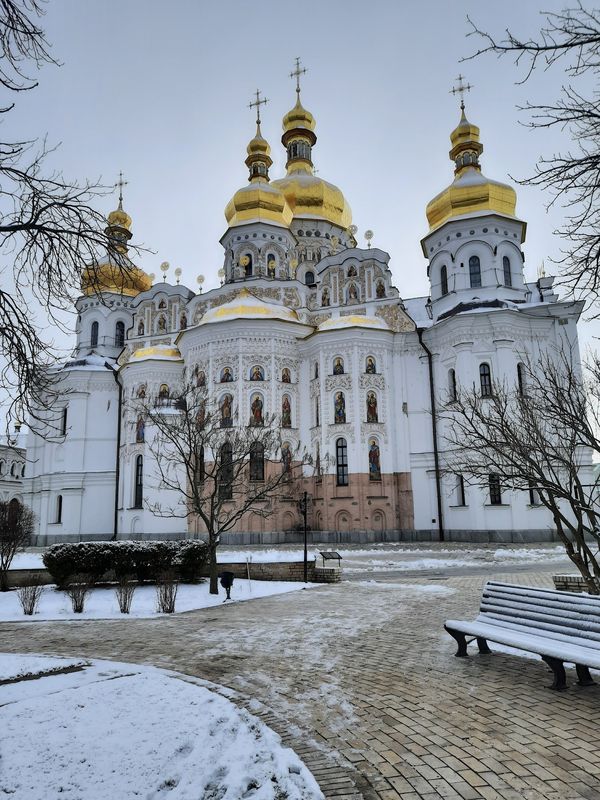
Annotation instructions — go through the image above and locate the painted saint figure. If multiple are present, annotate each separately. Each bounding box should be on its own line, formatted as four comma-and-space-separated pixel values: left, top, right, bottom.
334, 392, 346, 424
137, 321, 144, 336
180, 313, 187, 330
196, 403, 206, 430
250, 365, 264, 381
196, 370, 206, 388
365, 356, 376, 374
369, 439, 381, 481
250, 394, 263, 426
282, 395, 291, 428
376, 281, 386, 298
281, 368, 291, 383
333, 357, 344, 375
157, 315, 167, 332
321, 288, 330, 307
281, 443, 292, 475
137, 385, 146, 399
348, 283, 358, 302
135, 416, 145, 443
347, 265, 357, 278
221, 367, 233, 382
366, 392, 378, 423
221, 394, 233, 427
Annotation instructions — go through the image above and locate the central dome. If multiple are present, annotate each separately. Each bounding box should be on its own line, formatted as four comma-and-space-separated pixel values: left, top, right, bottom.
271, 171, 352, 229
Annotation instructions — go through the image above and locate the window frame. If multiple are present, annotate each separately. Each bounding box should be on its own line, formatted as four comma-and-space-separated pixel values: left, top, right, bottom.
56, 494, 63, 523
115, 320, 125, 348
134, 455, 143, 509
90, 320, 99, 348
502, 255, 512, 288
488, 473, 502, 506
469, 255, 481, 289
479, 363, 492, 398
440, 264, 448, 296
249, 441, 265, 482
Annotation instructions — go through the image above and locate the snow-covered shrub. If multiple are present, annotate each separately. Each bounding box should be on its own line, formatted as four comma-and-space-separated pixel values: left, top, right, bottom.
114, 575, 136, 614
16, 578, 43, 615
174, 540, 209, 583
65, 574, 92, 613
156, 571, 178, 613
44, 540, 209, 586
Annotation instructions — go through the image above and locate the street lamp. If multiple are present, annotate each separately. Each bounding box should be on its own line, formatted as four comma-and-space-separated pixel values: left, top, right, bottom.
298, 491, 312, 583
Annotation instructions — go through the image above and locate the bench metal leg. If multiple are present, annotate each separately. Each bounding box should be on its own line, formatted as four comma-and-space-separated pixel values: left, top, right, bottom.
477, 637, 492, 655
541, 656, 567, 691
445, 626, 468, 657
576, 664, 595, 687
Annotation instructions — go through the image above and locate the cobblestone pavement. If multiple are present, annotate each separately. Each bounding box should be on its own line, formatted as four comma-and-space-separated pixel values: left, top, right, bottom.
2, 569, 600, 800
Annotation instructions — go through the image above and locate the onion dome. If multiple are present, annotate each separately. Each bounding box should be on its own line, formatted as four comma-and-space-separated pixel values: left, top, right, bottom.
200, 288, 300, 325
426, 106, 518, 232
271, 74, 351, 229
224, 121, 293, 229
81, 199, 152, 297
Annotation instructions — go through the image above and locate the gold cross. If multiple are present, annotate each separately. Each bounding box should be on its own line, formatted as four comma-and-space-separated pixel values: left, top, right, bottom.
290, 57, 307, 97
114, 170, 128, 209
248, 89, 268, 125
450, 74, 473, 110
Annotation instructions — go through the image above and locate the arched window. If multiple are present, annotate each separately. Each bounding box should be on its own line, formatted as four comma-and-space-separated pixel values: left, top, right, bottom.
366, 392, 378, 423
90, 321, 99, 348
20, 464, 25, 478
56, 494, 63, 523
517, 362, 526, 396
219, 442, 233, 499
314, 362, 319, 379
440, 265, 448, 296
115, 320, 125, 348
469, 255, 481, 289
134, 455, 143, 508
336, 438, 349, 486
281, 394, 292, 428
0, 461, 4, 475
305, 270, 315, 286
249, 442, 264, 482
455, 474, 466, 506
242, 253, 253, 278
489, 473, 502, 505
315, 398, 320, 427
448, 369, 457, 402
503, 255, 512, 288
267, 253, 277, 276
61, 407, 68, 436
195, 446, 205, 486
158, 384, 170, 404
10, 463, 15, 477
479, 363, 492, 398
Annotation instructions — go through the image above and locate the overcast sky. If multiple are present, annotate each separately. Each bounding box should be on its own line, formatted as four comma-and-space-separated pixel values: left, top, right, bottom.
9, 0, 598, 352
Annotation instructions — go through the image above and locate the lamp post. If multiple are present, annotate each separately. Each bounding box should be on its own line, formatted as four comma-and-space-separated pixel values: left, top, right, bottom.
298, 491, 310, 583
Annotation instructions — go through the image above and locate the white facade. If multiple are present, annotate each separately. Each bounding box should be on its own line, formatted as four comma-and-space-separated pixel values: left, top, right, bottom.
22, 96, 585, 544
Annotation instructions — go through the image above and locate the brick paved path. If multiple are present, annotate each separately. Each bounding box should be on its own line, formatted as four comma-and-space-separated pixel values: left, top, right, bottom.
2, 570, 600, 800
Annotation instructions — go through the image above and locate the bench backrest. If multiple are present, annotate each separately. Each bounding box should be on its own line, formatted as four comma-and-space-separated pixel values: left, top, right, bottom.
479, 581, 600, 645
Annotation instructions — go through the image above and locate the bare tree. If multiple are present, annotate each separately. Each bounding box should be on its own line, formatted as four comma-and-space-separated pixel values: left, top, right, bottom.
134, 383, 308, 594
439, 350, 600, 593
0, 499, 35, 590
465, 5, 600, 308
0, 1, 142, 431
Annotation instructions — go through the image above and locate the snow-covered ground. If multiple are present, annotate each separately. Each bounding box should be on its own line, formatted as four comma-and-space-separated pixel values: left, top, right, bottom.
0, 655, 323, 800
0, 654, 86, 682
0, 579, 315, 622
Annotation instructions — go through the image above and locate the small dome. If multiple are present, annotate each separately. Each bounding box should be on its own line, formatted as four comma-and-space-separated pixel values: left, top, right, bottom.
283, 98, 315, 133
107, 207, 132, 230
247, 130, 271, 158
132, 344, 182, 361
200, 289, 300, 325
317, 315, 390, 332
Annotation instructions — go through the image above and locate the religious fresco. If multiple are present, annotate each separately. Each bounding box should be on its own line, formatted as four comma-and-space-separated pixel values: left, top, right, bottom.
347, 283, 358, 302
369, 438, 381, 481
220, 366, 233, 382
158, 300, 166, 309
250, 394, 263, 426
281, 394, 291, 427
281, 367, 291, 383
366, 356, 376, 374
196, 370, 206, 388
137, 321, 144, 336
281, 442, 292, 474
333, 357, 344, 375
321, 288, 330, 307
250, 365, 264, 381
366, 391, 378, 423
135, 416, 145, 443
196, 403, 205, 430
334, 391, 346, 424
158, 384, 170, 400
347, 265, 357, 277
220, 394, 233, 427
180, 313, 187, 330
376, 280, 386, 298
157, 315, 167, 332
136, 384, 146, 399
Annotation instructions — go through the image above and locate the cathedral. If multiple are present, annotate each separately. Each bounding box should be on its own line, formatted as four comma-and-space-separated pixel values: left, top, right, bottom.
23, 72, 583, 545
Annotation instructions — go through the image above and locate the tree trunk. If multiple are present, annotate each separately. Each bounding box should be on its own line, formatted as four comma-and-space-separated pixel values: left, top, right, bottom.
0, 569, 8, 592
208, 539, 219, 595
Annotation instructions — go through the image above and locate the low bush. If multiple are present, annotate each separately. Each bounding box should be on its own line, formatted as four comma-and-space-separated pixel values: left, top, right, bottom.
114, 574, 136, 614
156, 570, 178, 614
66, 574, 92, 613
43, 540, 209, 587
16, 578, 43, 615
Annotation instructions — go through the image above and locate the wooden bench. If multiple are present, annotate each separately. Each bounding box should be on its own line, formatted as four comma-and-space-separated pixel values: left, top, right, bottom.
444, 581, 600, 690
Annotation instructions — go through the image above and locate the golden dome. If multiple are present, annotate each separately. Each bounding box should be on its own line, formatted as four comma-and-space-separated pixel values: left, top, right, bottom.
81, 262, 153, 297
426, 107, 517, 231
200, 288, 301, 325
107, 206, 132, 230
224, 123, 293, 229
271, 172, 352, 228
282, 97, 315, 134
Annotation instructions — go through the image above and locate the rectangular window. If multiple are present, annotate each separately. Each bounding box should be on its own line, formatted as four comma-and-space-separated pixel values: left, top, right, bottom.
489, 473, 502, 505
61, 407, 68, 436
336, 438, 349, 487
529, 482, 541, 506
456, 474, 466, 506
